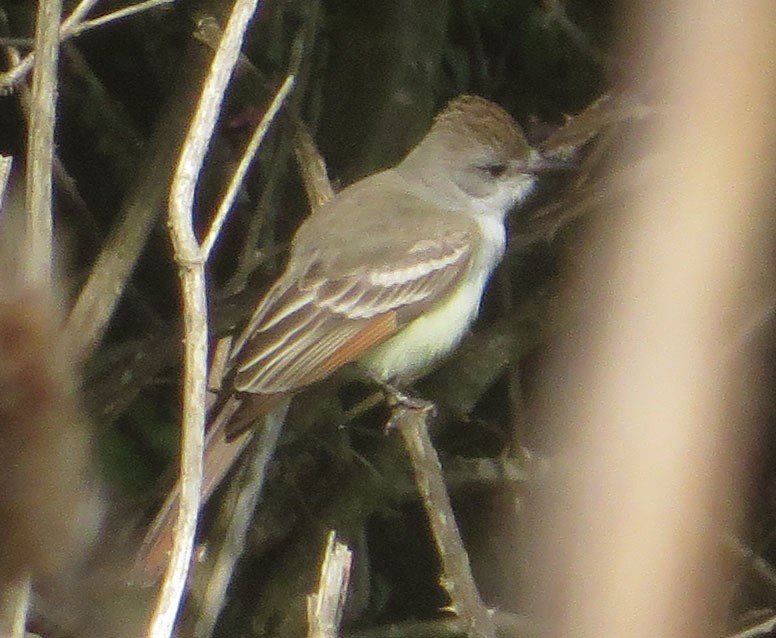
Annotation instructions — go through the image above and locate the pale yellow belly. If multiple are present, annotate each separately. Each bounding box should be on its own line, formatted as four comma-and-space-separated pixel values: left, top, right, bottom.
359, 277, 483, 382
360, 211, 505, 383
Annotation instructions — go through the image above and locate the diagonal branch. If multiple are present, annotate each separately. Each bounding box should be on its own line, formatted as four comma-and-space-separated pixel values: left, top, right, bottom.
392, 403, 495, 638
201, 73, 296, 259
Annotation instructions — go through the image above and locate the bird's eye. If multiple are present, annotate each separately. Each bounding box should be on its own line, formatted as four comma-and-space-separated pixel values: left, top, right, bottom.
482, 162, 508, 178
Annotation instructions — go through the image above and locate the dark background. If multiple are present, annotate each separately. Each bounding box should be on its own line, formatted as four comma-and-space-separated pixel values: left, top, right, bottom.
2, 2, 773, 637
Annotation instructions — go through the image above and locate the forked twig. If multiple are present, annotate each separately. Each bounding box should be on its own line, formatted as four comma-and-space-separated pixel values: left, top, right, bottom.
0, 0, 99, 92
146, 0, 288, 636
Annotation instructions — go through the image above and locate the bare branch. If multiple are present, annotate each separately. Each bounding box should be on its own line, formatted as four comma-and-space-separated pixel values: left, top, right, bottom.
0, 0, 99, 91
70, 0, 174, 36
193, 402, 288, 638
145, 0, 269, 635
392, 402, 495, 638
306, 531, 353, 638
24, 0, 62, 283
201, 73, 296, 259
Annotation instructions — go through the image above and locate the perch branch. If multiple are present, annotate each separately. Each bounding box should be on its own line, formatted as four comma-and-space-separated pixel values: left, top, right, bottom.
392, 403, 495, 638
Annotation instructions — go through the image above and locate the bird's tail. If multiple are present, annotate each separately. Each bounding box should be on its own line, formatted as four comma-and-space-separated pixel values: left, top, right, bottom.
130, 393, 286, 585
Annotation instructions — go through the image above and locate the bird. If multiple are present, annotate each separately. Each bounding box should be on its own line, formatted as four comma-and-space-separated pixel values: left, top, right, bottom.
134, 94, 558, 582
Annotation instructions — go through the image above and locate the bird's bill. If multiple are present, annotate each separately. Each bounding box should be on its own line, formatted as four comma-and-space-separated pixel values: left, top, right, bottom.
515, 154, 576, 174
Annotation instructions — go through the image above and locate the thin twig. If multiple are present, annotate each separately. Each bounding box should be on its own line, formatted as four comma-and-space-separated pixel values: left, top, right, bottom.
191, 8, 321, 296
70, 0, 174, 36
0, 0, 99, 91
307, 531, 353, 638
293, 122, 334, 210
201, 73, 296, 258
392, 403, 495, 638
24, 0, 62, 283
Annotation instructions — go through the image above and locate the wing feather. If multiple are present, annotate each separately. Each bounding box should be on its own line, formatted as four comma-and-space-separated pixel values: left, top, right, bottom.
232, 233, 473, 395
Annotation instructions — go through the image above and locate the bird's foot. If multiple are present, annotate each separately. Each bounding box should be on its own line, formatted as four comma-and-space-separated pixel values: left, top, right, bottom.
378, 382, 437, 430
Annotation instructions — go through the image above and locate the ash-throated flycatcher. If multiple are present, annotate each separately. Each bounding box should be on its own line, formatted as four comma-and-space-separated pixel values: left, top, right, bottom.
136, 95, 557, 581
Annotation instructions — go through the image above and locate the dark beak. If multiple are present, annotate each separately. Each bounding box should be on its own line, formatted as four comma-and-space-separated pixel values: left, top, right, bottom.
516, 153, 576, 174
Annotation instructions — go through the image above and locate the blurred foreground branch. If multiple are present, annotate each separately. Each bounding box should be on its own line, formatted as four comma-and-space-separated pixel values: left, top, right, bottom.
533, 2, 776, 636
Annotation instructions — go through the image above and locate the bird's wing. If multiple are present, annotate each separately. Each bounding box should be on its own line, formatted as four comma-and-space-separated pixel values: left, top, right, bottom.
231, 231, 473, 395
